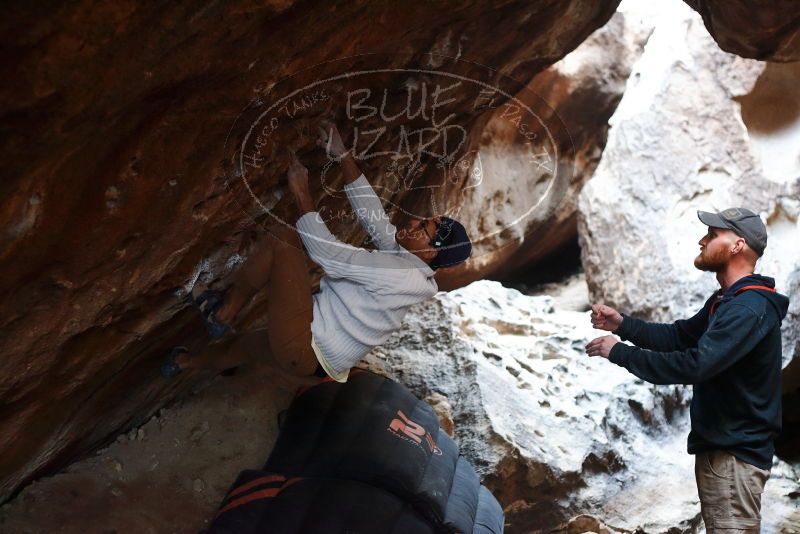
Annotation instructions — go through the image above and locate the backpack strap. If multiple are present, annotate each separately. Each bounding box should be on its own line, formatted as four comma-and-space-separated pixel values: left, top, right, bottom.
734, 285, 776, 295
710, 285, 776, 316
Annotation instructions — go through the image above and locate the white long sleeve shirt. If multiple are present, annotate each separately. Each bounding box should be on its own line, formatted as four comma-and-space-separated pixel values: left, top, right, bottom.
295, 174, 438, 376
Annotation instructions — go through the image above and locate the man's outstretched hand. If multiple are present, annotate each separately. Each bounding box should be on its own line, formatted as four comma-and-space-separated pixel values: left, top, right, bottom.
317, 121, 348, 160
287, 152, 315, 215
317, 120, 361, 184
590, 304, 623, 332
585, 335, 618, 359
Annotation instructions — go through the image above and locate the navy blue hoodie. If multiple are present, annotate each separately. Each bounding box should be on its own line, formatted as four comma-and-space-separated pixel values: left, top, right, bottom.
609, 274, 789, 469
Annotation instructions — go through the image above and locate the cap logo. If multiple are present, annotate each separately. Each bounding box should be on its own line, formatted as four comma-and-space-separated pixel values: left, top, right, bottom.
722, 208, 739, 217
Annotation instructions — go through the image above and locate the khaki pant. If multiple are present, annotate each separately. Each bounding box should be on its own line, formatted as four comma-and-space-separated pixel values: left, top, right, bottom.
695, 450, 771, 533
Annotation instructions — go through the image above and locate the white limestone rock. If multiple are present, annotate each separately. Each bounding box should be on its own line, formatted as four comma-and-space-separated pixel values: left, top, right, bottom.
369, 281, 695, 532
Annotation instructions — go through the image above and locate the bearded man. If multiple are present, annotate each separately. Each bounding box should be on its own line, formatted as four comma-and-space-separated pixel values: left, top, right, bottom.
586, 208, 789, 533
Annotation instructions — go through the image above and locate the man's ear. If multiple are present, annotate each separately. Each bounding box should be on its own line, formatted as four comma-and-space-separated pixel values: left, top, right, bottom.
731, 237, 746, 255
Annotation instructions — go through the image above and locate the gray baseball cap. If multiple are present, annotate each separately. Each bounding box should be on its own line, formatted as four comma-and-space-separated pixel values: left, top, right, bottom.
697, 208, 767, 256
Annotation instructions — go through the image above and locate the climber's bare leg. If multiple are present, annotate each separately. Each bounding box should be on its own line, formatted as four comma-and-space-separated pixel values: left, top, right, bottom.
182, 224, 318, 377
176, 330, 263, 372
213, 230, 279, 326
175, 328, 320, 385
262, 224, 318, 377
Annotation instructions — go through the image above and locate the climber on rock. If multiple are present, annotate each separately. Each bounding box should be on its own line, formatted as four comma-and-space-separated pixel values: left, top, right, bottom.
162, 121, 472, 382
585, 208, 788, 533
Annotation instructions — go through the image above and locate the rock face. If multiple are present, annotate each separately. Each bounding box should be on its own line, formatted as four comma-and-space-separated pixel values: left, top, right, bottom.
366, 280, 800, 533
683, 0, 800, 61
0, 0, 624, 502
446, 8, 652, 286
577, 1, 800, 355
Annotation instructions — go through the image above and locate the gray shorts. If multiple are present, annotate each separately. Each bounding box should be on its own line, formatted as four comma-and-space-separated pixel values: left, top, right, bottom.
695, 450, 771, 533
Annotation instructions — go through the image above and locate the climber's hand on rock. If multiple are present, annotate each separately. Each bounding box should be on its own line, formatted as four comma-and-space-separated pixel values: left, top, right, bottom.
287, 152, 315, 214
590, 304, 623, 332
287, 151, 309, 194
317, 120, 347, 160
585, 335, 618, 359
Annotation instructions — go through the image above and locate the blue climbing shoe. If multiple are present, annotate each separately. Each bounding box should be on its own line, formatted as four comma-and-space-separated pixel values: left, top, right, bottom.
194, 290, 232, 339
161, 346, 189, 379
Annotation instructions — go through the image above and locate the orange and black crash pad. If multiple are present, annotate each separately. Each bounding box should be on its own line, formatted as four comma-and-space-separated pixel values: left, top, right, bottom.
208, 370, 504, 533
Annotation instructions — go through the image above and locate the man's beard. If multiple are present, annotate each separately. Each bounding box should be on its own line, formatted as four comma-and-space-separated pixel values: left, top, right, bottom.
694, 247, 729, 272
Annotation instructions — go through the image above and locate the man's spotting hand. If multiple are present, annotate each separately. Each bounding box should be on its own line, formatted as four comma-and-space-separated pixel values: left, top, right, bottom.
287, 152, 315, 215
585, 336, 618, 359
590, 304, 623, 332
587, 304, 622, 359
